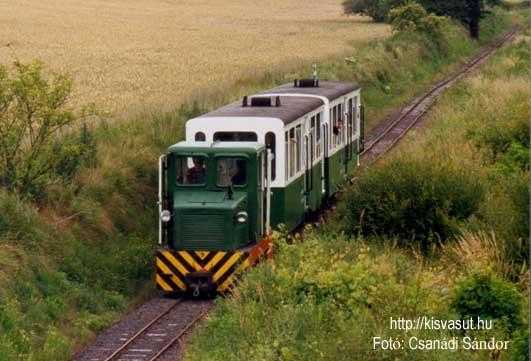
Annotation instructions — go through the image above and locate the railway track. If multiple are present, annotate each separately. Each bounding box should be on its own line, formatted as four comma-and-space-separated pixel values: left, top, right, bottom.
72, 28, 518, 361
73, 298, 212, 361
361, 28, 519, 163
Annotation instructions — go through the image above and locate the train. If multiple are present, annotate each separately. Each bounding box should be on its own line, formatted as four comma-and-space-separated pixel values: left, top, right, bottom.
155, 78, 364, 297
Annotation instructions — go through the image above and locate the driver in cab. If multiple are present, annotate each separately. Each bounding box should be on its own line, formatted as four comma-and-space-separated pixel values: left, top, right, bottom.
186, 157, 206, 184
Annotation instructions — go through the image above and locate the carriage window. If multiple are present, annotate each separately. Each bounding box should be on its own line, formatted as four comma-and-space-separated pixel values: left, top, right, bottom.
347, 98, 353, 141
295, 125, 302, 173
332, 107, 336, 148
316, 113, 321, 158
176, 156, 207, 185
310, 116, 315, 162
285, 131, 289, 181
265, 132, 276, 181
338, 103, 343, 145
289, 128, 296, 178
217, 157, 247, 187
213, 132, 257, 142
328, 109, 334, 150
352, 97, 358, 136
195, 132, 206, 141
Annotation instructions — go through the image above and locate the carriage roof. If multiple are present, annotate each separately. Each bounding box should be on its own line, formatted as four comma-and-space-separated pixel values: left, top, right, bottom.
261, 80, 360, 100
197, 81, 359, 125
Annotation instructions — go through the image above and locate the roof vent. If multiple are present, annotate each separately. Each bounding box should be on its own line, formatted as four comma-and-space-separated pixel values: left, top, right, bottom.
250, 96, 272, 107
295, 78, 319, 88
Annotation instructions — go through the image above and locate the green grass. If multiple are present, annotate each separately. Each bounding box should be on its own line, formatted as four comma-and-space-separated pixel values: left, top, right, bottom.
0, 6, 523, 361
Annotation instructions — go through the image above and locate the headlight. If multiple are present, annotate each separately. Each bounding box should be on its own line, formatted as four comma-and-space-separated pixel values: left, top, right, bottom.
235, 211, 248, 224
161, 210, 171, 223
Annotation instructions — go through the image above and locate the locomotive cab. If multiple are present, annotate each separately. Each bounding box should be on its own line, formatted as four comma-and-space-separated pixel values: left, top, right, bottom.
156, 141, 273, 296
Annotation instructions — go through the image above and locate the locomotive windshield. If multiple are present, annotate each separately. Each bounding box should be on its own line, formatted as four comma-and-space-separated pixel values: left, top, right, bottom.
217, 157, 247, 187
176, 156, 207, 185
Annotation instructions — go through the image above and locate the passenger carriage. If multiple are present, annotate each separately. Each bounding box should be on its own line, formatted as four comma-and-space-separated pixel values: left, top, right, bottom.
155, 79, 364, 296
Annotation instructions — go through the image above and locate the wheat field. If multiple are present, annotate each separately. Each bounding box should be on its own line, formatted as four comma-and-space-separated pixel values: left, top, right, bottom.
0, 0, 389, 117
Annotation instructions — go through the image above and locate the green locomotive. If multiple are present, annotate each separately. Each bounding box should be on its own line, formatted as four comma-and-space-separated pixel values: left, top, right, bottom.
156, 79, 363, 296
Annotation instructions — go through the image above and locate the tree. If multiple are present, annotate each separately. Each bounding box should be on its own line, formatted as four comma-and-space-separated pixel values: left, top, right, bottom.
0, 61, 96, 196
419, 0, 502, 38
342, 0, 406, 22
343, 0, 501, 38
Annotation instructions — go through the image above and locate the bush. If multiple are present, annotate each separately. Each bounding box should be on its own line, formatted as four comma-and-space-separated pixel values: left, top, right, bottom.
389, 3, 449, 50
342, 158, 484, 250
511, 327, 529, 361
451, 271, 523, 333
0, 61, 96, 196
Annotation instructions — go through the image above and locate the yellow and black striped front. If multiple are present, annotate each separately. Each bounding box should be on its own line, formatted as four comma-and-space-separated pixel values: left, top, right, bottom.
155, 237, 272, 295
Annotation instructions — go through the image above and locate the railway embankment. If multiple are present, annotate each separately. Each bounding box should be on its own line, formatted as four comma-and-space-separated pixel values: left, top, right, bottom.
183, 12, 529, 361
0, 5, 525, 361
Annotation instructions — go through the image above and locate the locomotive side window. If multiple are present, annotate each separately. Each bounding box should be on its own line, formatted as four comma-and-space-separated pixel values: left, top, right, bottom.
176, 156, 207, 185
195, 132, 206, 141
265, 132, 276, 181
217, 157, 247, 187
213, 131, 258, 142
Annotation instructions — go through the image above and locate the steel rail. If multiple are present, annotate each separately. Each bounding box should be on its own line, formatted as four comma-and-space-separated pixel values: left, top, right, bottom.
146, 306, 210, 361
102, 299, 182, 361
361, 28, 518, 161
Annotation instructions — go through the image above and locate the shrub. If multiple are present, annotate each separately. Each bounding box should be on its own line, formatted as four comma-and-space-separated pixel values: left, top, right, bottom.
389, 3, 449, 50
451, 271, 523, 333
511, 327, 529, 361
342, 158, 484, 250
0, 61, 96, 196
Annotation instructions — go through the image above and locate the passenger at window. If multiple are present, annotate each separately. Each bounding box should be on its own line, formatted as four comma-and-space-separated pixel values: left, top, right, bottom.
186, 157, 206, 184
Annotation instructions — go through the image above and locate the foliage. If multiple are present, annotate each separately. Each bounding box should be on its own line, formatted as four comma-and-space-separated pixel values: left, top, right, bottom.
344, 0, 503, 38
511, 327, 529, 361
471, 97, 529, 174
342, 0, 406, 22
421, 0, 503, 38
342, 158, 484, 251
451, 271, 523, 332
0, 61, 96, 196
186, 233, 463, 361
389, 3, 449, 50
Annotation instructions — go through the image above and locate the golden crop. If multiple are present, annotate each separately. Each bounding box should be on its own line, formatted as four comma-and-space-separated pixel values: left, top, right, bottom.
0, 0, 389, 117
